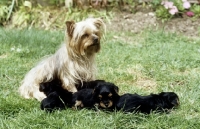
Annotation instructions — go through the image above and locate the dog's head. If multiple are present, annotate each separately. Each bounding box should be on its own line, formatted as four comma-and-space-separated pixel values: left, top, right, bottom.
39, 78, 62, 96
40, 92, 65, 112
93, 81, 119, 109
65, 18, 106, 56
159, 92, 179, 108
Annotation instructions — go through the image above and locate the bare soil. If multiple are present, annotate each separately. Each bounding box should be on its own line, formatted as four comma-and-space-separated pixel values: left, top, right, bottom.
107, 11, 200, 37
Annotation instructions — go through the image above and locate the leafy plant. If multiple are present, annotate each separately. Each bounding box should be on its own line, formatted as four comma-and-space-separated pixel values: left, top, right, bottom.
155, 5, 172, 20
0, 0, 15, 25
0, 5, 9, 25
150, 0, 162, 9
191, 4, 200, 17
153, 0, 194, 19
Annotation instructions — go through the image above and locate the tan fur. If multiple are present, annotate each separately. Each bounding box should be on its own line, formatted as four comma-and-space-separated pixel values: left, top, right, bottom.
18, 18, 106, 101
100, 101, 113, 108
75, 100, 84, 107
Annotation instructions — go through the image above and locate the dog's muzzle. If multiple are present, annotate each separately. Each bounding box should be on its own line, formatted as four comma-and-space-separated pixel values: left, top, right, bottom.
91, 36, 99, 46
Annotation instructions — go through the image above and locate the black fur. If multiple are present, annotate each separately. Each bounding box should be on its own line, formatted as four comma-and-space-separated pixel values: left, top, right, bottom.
39, 78, 63, 96
93, 81, 120, 109
115, 92, 179, 114
39, 79, 179, 114
72, 89, 95, 109
40, 79, 120, 111
40, 91, 66, 112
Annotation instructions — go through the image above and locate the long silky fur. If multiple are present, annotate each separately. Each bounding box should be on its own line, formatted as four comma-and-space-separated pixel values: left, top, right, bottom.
18, 18, 105, 101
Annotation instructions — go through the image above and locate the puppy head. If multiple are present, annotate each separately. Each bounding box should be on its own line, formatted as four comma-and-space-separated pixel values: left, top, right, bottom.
65, 18, 106, 56
39, 78, 62, 96
159, 92, 179, 107
40, 92, 65, 112
93, 81, 119, 109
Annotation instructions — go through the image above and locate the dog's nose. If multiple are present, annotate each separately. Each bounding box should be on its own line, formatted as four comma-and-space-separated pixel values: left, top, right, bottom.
93, 37, 99, 44
104, 102, 109, 107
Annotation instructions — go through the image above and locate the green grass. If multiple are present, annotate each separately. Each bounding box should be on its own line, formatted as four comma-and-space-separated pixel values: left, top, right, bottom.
1, 27, 200, 129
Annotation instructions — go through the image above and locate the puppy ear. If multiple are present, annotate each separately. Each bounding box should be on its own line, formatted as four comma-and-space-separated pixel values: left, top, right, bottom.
92, 86, 99, 95
171, 98, 179, 106
160, 92, 179, 106
114, 85, 119, 94
39, 83, 45, 92
66, 21, 75, 38
92, 89, 95, 94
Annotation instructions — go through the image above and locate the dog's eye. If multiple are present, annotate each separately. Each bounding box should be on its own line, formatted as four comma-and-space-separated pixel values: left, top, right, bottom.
98, 95, 102, 99
108, 93, 112, 97
82, 34, 89, 38
94, 32, 99, 36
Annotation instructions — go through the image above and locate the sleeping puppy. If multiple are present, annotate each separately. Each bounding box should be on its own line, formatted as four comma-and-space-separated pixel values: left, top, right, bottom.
93, 81, 120, 109
72, 89, 95, 109
39, 78, 63, 96
40, 78, 73, 111
40, 91, 66, 112
115, 92, 179, 114
40, 79, 120, 111
73, 81, 120, 110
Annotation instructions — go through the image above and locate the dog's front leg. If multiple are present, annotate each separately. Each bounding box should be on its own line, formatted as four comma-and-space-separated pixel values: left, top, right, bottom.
62, 78, 77, 92
32, 86, 47, 101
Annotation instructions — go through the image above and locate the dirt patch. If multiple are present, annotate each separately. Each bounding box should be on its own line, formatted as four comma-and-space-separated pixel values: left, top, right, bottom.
127, 65, 157, 91
0, 54, 8, 59
107, 11, 200, 37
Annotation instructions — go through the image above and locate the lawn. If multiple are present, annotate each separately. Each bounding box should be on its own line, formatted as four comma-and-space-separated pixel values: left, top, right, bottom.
0, 27, 200, 129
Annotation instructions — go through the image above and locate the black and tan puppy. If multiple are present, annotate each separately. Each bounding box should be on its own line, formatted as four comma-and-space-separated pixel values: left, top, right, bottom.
73, 81, 120, 110
39, 78, 73, 111
40, 79, 120, 111
39, 78, 63, 96
93, 81, 120, 109
115, 92, 179, 114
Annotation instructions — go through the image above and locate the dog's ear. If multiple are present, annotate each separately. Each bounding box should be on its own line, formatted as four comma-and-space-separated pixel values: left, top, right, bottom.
159, 92, 165, 96
171, 98, 179, 106
94, 18, 106, 34
113, 85, 119, 94
94, 18, 104, 28
88, 80, 105, 89
92, 85, 99, 95
39, 83, 46, 92
66, 21, 75, 38
160, 92, 179, 106
92, 89, 95, 94
166, 93, 179, 106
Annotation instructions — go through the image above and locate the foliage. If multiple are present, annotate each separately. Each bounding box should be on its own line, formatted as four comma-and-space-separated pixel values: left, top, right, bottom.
10, 4, 113, 29
0, 0, 12, 5
48, 0, 65, 6
191, 4, 200, 17
0, 0, 113, 29
0, 5, 9, 25
0, 0, 200, 28
0, 0, 14, 25
155, 5, 172, 19
152, 0, 200, 20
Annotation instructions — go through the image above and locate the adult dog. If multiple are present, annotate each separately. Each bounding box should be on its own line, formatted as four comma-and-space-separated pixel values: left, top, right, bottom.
19, 18, 106, 101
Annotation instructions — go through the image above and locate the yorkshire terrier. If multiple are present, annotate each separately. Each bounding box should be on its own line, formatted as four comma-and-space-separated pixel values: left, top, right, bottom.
115, 92, 179, 114
18, 18, 106, 101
